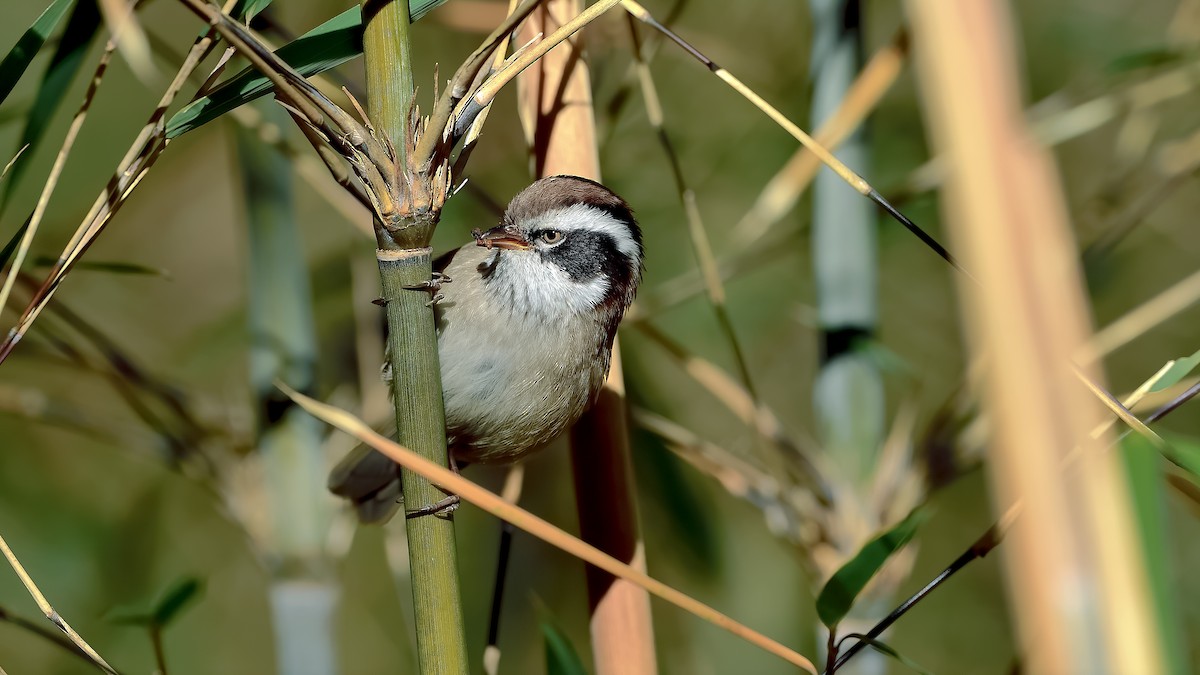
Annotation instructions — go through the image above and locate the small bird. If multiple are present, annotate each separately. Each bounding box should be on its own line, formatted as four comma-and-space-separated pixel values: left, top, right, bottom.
329, 175, 643, 522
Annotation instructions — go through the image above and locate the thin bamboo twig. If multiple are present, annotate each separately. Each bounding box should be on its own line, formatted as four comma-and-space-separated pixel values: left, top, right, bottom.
0, 532, 119, 675
626, 14, 761, 411
732, 28, 907, 244
827, 525, 1002, 673
634, 321, 828, 495
620, 0, 967, 277
0, 42, 114, 320
280, 383, 818, 674
1079, 267, 1200, 363
0, 1, 237, 365
0, 604, 98, 670
472, 0, 623, 107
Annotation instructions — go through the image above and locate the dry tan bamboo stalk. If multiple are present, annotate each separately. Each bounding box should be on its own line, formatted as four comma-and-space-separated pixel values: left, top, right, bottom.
905, 2, 1163, 672
517, 3, 657, 673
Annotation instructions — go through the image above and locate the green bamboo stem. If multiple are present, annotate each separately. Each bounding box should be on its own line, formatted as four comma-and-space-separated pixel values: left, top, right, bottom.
237, 116, 338, 674
362, 0, 416, 164
377, 249, 467, 675
361, 1, 467, 673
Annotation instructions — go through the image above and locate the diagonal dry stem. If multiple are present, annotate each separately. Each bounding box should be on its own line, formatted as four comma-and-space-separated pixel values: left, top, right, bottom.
0, 6, 232, 365
621, 0, 966, 275
280, 383, 817, 674
411, 0, 545, 169
732, 28, 908, 244
0, 42, 115, 323
0, 531, 119, 675
634, 322, 830, 499
471, 0, 623, 106
626, 14, 762, 425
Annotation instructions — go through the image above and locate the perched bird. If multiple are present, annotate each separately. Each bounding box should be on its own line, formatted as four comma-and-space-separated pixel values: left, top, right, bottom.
329, 175, 643, 522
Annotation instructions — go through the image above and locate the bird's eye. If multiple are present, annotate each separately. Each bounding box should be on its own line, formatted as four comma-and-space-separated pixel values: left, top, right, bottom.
538, 230, 564, 245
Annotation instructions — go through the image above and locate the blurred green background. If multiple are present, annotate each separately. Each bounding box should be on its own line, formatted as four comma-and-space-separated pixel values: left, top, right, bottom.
1, 0, 1198, 673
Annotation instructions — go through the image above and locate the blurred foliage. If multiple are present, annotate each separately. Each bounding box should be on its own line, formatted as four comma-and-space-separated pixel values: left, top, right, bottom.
0, 0, 1198, 673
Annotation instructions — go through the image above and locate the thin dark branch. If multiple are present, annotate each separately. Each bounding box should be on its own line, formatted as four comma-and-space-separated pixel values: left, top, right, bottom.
829, 526, 1002, 673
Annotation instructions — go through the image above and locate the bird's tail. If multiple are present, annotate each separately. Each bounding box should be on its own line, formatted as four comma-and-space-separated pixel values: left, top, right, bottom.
327, 445, 403, 524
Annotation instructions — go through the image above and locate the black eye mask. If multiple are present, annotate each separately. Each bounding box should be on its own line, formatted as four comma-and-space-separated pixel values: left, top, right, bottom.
541, 231, 626, 282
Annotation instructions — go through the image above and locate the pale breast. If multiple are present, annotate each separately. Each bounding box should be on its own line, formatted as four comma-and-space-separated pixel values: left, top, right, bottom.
435, 245, 609, 464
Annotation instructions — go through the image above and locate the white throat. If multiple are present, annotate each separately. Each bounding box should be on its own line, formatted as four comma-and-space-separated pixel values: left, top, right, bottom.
484, 248, 610, 320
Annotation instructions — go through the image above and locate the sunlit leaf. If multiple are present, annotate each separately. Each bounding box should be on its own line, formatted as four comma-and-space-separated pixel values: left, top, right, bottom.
816, 508, 926, 628
0, 0, 75, 106
1120, 436, 1185, 673
1149, 349, 1200, 392
165, 0, 449, 139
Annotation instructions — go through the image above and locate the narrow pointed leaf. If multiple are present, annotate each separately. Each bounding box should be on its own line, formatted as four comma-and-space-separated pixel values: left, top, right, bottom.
0, 218, 31, 271
166, 7, 360, 139
0, 0, 75, 106
816, 509, 926, 628
232, 0, 273, 22
152, 577, 203, 627
165, 0, 449, 139
1149, 349, 1200, 392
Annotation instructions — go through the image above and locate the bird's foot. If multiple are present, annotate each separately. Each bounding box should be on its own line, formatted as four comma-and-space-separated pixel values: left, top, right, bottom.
402, 273, 452, 306
405, 494, 460, 519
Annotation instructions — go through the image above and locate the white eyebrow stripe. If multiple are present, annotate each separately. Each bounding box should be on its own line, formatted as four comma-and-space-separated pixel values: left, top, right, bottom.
529, 204, 641, 263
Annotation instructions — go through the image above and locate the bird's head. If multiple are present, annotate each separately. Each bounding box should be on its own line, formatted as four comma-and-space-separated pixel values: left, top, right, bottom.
472, 175, 643, 322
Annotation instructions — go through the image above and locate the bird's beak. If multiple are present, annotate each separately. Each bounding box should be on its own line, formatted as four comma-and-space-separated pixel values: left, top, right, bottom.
473, 224, 532, 251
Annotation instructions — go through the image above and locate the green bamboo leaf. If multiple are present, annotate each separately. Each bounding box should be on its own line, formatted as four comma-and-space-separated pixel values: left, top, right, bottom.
0, 218, 31, 271
232, 0, 273, 22
0, 0, 75, 106
1119, 436, 1185, 673
541, 618, 588, 675
165, 0, 449, 139
152, 577, 203, 626
2, 0, 101, 209
106, 577, 204, 627
842, 634, 933, 675
1149, 349, 1200, 392
166, 7, 359, 139
816, 508, 927, 628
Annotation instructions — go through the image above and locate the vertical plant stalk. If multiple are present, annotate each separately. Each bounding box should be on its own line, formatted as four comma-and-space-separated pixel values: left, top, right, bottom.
905, 1, 1164, 672
807, 4, 911, 673
517, 3, 657, 674
361, 1, 467, 674
810, 0, 882, 488
236, 114, 337, 675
